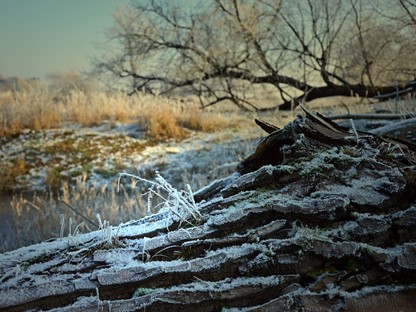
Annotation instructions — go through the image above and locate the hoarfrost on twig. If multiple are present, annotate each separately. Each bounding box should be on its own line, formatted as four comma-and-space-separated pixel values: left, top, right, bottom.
118, 172, 203, 226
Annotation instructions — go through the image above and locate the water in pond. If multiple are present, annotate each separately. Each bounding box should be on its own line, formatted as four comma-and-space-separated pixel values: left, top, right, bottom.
0, 194, 14, 252
0, 188, 153, 252
0, 192, 54, 252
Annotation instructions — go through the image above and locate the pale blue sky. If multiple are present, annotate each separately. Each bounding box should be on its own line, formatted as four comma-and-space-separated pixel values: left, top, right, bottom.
0, 0, 128, 79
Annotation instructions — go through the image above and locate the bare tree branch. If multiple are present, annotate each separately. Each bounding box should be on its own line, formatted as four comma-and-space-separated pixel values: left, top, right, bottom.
93, 0, 416, 110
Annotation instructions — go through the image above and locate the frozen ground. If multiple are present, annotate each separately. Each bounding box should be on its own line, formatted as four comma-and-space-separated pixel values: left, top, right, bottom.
0, 121, 262, 193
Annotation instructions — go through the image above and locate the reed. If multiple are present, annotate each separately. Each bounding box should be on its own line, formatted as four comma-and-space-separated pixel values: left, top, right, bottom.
0, 86, 239, 140
1, 173, 154, 252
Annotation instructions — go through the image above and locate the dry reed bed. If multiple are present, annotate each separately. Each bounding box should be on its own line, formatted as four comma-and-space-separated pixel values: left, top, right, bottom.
0, 86, 232, 139
3, 176, 150, 252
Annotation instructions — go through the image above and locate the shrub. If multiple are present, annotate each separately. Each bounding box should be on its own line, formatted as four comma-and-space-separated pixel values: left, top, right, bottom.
0, 87, 61, 136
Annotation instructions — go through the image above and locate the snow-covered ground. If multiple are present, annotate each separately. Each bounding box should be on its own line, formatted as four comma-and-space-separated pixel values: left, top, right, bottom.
0, 121, 262, 193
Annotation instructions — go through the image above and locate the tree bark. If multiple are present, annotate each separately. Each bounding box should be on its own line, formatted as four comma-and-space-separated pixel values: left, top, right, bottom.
1, 108, 416, 311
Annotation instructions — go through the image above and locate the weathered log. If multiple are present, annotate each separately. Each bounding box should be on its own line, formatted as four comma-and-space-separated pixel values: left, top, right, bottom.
327, 113, 415, 120
373, 80, 416, 100
326, 115, 416, 145
369, 117, 416, 145
276, 80, 416, 110
1, 108, 416, 311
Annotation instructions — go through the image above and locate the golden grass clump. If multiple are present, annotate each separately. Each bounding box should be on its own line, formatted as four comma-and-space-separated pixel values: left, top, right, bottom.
64, 90, 134, 125
180, 107, 229, 132
0, 88, 61, 136
144, 105, 188, 141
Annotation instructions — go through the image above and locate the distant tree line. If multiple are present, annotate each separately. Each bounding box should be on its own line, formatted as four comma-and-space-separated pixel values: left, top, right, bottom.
93, 0, 416, 110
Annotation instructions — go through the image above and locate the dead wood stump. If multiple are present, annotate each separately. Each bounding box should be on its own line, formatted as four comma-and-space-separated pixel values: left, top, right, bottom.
1, 106, 416, 311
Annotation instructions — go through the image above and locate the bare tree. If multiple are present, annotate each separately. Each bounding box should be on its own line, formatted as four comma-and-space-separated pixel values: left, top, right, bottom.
94, 0, 416, 110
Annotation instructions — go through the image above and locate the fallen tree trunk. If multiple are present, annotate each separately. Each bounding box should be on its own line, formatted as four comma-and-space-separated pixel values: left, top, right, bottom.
1, 108, 416, 311
369, 117, 416, 145
326, 116, 416, 145
327, 113, 415, 120
373, 81, 416, 100
275, 80, 416, 110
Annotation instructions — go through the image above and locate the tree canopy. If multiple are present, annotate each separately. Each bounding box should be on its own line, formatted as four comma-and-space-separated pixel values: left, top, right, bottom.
94, 0, 416, 110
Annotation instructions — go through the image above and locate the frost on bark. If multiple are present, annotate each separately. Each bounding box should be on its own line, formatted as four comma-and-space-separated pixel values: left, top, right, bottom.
1, 107, 416, 311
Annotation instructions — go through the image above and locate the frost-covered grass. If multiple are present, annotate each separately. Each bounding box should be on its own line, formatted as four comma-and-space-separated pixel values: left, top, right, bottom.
2, 172, 198, 252
2, 180, 148, 252
1, 168, 210, 253
118, 172, 203, 226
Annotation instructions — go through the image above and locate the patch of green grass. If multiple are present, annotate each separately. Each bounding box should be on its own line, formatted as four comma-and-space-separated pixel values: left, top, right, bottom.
68, 169, 83, 177
44, 137, 100, 161
82, 163, 93, 172
44, 138, 77, 154
45, 167, 64, 190
95, 167, 118, 179
121, 140, 146, 155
